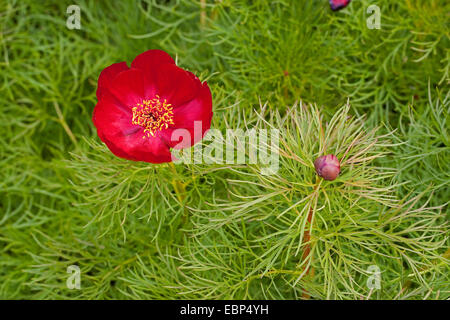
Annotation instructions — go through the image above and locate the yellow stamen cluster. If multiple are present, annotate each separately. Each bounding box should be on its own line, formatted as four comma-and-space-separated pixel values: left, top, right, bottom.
131, 96, 174, 139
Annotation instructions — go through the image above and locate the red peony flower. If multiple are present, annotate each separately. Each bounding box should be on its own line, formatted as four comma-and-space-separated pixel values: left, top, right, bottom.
93, 49, 213, 163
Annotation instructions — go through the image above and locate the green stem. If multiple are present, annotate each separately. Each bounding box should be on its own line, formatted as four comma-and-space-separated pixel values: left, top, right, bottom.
168, 162, 189, 225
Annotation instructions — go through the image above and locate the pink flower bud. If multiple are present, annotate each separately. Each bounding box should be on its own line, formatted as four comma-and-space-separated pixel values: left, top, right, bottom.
314, 154, 340, 181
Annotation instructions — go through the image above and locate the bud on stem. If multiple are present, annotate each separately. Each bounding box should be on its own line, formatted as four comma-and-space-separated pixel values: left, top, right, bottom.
314, 154, 340, 181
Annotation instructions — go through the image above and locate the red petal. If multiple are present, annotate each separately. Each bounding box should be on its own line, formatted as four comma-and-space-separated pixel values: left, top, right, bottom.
96, 62, 129, 99
108, 68, 145, 108
156, 63, 201, 107
105, 131, 173, 163
164, 82, 213, 148
93, 91, 137, 140
101, 135, 137, 161
131, 50, 176, 99
131, 49, 175, 75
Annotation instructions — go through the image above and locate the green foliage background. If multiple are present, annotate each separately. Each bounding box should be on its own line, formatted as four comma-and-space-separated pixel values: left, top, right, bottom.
0, 0, 448, 299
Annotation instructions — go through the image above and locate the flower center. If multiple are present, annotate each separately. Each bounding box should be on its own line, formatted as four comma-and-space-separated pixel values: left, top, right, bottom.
131, 96, 174, 138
